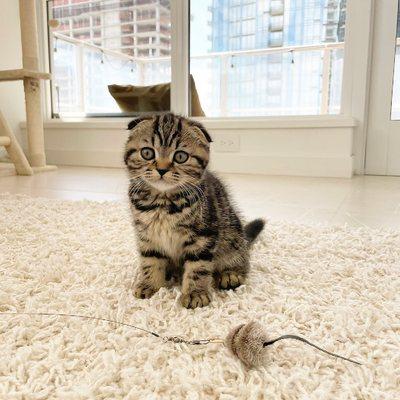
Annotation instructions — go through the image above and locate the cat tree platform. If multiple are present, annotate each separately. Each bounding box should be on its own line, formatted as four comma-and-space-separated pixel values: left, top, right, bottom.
0, 69, 51, 82
0, 0, 56, 175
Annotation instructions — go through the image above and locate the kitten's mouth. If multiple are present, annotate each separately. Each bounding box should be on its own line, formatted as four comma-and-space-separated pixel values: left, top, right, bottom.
147, 179, 177, 192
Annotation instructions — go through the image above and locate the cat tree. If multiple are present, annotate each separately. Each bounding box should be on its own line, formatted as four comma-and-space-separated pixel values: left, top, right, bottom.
0, 0, 56, 175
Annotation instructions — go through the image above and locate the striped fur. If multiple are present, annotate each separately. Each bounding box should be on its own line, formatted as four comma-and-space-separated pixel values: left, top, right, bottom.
124, 113, 264, 308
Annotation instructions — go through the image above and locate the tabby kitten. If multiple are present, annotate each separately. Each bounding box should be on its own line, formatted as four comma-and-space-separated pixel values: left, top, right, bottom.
124, 113, 264, 308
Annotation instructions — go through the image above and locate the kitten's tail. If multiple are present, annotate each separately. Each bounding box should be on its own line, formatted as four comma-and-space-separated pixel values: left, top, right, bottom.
244, 219, 265, 244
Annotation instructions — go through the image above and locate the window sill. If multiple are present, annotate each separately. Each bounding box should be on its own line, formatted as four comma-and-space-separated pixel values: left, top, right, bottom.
21, 114, 357, 131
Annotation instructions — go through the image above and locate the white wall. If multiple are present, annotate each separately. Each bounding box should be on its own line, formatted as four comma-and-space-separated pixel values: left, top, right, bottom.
0, 0, 25, 158
22, 115, 356, 178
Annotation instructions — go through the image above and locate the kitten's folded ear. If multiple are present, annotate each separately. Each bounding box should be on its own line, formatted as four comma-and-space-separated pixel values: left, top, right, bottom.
189, 121, 213, 143
127, 116, 152, 131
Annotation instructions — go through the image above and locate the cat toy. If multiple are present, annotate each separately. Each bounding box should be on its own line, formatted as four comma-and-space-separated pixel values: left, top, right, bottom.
0, 312, 362, 368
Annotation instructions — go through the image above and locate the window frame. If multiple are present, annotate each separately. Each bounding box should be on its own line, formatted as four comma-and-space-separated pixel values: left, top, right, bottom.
42, 0, 352, 119
32, 0, 375, 178
39, 1, 371, 141
43, 0, 188, 119
170, 0, 189, 116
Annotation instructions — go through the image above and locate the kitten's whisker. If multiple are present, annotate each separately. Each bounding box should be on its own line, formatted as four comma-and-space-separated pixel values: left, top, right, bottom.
128, 171, 147, 182
183, 181, 205, 203
128, 179, 142, 193
129, 180, 146, 199
179, 182, 201, 202
179, 181, 205, 221
176, 182, 196, 202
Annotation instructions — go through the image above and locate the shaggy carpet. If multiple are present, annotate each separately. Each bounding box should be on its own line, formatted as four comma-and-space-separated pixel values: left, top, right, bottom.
0, 193, 399, 399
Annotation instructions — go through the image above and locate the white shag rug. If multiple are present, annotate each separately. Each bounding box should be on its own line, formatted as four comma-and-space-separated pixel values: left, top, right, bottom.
0, 193, 399, 399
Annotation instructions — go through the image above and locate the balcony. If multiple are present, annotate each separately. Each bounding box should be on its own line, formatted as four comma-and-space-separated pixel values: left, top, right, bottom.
270, 1, 284, 16
51, 32, 344, 117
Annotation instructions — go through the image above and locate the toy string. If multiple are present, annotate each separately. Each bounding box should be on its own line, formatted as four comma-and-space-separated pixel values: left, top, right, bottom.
264, 334, 362, 365
0, 312, 222, 345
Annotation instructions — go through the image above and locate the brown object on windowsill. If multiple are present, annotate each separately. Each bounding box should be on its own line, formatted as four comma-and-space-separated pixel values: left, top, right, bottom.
108, 75, 205, 116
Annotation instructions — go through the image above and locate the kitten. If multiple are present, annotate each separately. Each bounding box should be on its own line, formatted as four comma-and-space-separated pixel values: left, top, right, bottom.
124, 113, 264, 308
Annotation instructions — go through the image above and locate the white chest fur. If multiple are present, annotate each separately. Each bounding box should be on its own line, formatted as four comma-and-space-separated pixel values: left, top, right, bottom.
136, 208, 186, 260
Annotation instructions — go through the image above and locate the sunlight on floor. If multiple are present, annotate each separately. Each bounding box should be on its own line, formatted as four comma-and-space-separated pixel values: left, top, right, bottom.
1, 164, 400, 229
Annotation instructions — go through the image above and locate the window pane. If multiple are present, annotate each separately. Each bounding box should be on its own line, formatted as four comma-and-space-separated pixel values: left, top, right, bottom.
190, 0, 347, 117
391, 1, 400, 120
48, 0, 171, 117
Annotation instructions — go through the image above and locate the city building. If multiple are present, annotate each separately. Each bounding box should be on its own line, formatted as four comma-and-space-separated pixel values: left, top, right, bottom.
207, 0, 346, 116
50, 0, 171, 57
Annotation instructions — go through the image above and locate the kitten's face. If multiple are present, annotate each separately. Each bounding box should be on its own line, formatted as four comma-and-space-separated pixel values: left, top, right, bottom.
124, 114, 212, 192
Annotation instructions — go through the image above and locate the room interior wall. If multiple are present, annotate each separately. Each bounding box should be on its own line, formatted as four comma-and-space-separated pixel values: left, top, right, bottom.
0, 0, 26, 159
22, 116, 356, 178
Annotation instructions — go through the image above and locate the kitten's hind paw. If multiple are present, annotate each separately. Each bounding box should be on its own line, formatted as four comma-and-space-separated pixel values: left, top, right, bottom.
180, 291, 211, 309
218, 272, 245, 290
134, 282, 159, 299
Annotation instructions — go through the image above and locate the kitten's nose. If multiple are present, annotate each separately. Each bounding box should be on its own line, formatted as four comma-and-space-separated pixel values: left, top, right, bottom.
156, 168, 168, 177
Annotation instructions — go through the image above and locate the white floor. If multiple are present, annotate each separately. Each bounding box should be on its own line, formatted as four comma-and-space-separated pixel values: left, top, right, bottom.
1, 164, 400, 229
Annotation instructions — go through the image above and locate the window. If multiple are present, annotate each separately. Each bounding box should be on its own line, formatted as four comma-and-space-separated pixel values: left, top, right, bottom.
190, 0, 346, 117
269, 31, 283, 46
137, 24, 156, 33
242, 19, 255, 35
242, 3, 256, 19
229, 6, 241, 21
48, 0, 346, 118
242, 35, 255, 49
48, 0, 171, 117
137, 9, 156, 20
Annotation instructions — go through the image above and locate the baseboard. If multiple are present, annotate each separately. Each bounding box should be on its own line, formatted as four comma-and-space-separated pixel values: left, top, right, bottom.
44, 149, 354, 178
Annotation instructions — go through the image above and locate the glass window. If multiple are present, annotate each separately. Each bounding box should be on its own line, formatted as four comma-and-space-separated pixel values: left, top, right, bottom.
229, 6, 241, 21
242, 35, 255, 49
242, 19, 255, 35
242, 3, 256, 19
48, 0, 171, 117
190, 0, 347, 117
230, 21, 241, 35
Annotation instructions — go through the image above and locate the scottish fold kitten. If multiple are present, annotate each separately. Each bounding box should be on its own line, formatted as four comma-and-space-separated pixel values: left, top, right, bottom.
124, 113, 264, 308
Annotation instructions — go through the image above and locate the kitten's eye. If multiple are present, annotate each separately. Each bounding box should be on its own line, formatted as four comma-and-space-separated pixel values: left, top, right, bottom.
141, 147, 155, 160
173, 151, 189, 164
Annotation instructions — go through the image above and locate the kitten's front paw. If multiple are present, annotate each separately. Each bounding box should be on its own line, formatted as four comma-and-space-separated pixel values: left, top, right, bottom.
180, 291, 211, 309
134, 282, 159, 299
218, 272, 245, 290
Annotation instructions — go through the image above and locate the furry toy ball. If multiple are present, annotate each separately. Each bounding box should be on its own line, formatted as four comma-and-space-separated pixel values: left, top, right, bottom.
226, 321, 269, 367
226, 321, 362, 368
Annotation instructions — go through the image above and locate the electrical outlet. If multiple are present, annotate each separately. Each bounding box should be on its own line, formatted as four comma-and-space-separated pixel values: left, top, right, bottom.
213, 134, 240, 152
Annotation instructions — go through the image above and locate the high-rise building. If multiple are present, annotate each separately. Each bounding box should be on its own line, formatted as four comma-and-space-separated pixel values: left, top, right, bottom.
50, 0, 171, 57
209, 0, 287, 115
337, 0, 347, 42
208, 0, 345, 116
210, 0, 344, 52
210, 0, 285, 51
